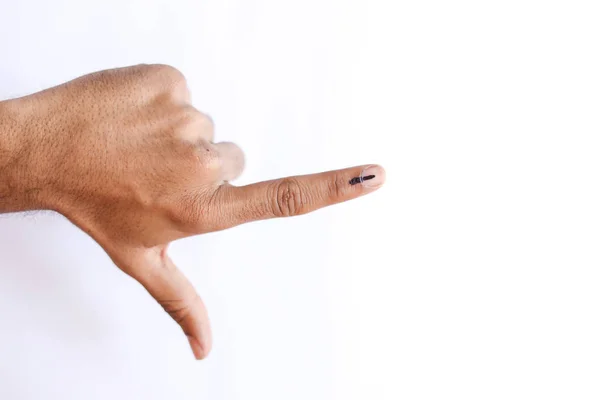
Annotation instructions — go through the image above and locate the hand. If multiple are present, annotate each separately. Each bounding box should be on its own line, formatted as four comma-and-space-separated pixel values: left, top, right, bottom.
0, 65, 385, 359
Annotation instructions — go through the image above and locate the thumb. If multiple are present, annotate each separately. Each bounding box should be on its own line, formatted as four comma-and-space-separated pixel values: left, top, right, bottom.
118, 246, 212, 360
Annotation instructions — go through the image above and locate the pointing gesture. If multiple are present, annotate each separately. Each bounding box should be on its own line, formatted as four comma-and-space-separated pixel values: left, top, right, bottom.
0, 65, 385, 359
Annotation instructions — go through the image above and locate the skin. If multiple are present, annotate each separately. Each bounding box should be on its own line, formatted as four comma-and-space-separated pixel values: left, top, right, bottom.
0, 64, 385, 359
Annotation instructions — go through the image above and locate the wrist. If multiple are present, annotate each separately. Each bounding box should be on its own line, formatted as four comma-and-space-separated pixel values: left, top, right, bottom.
0, 99, 52, 212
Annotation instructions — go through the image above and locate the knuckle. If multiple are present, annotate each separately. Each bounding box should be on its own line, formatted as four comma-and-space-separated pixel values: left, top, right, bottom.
177, 106, 202, 129
150, 64, 186, 82
180, 109, 214, 136
197, 112, 215, 134
195, 141, 221, 171
271, 178, 306, 217
159, 297, 195, 325
172, 108, 214, 152
150, 64, 189, 101
329, 174, 349, 200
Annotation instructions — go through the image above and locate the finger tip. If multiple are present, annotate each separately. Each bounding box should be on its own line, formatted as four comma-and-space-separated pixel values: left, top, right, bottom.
360, 164, 386, 189
188, 335, 212, 360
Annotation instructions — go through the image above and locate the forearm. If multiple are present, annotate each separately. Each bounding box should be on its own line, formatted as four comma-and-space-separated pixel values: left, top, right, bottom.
0, 99, 46, 213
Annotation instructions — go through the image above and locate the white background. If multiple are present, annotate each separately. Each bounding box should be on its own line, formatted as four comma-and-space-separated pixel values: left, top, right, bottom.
1, 0, 599, 399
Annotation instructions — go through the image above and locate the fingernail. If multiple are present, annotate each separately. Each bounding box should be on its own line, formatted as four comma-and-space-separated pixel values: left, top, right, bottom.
349, 165, 386, 188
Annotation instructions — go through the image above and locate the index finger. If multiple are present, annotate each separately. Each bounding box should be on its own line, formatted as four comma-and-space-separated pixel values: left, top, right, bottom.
207, 164, 385, 231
